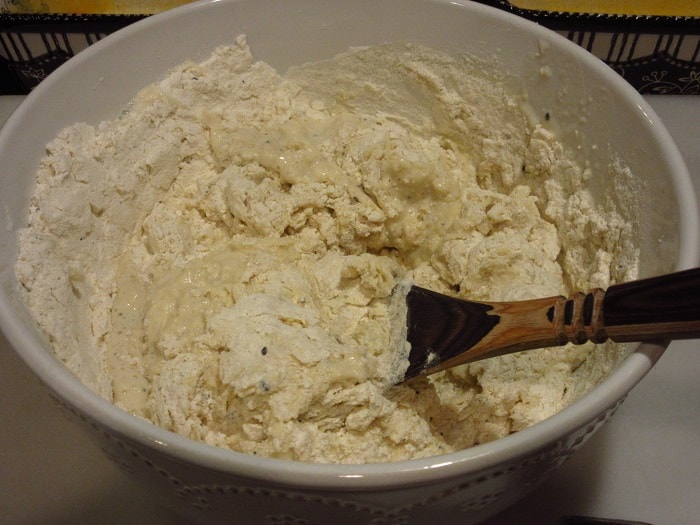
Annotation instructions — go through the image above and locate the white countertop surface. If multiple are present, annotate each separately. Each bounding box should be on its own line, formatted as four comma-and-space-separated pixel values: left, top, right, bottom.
1, 93, 699, 525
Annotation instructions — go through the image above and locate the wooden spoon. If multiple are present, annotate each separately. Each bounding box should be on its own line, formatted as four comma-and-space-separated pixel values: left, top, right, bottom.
399, 267, 700, 382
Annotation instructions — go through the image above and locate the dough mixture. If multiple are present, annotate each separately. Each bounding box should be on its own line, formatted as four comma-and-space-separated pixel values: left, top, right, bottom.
16, 37, 638, 463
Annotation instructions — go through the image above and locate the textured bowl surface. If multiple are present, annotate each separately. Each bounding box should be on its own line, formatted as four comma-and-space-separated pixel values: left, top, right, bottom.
0, 0, 698, 524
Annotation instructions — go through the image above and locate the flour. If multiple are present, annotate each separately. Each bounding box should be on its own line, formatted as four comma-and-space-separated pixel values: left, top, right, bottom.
16, 36, 639, 463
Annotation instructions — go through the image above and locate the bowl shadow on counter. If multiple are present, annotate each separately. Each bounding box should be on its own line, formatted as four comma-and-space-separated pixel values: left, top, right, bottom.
480, 425, 615, 524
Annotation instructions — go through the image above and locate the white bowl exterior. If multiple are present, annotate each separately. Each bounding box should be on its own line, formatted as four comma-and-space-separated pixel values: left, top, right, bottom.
1, 0, 698, 523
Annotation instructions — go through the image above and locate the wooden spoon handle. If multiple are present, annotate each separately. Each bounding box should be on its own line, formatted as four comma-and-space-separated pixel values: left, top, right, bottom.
503, 267, 700, 351
494, 267, 700, 352
598, 266, 700, 341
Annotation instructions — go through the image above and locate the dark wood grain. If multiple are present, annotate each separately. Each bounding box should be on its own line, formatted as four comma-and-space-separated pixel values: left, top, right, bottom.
604, 267, 700, 325
405, 287, 498, 379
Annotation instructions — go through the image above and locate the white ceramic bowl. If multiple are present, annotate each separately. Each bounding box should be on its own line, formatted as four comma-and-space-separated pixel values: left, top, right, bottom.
1, 1, 698, 524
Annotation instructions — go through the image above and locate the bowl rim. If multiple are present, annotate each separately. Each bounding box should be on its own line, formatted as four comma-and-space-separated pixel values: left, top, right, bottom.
1, 0, 698, 490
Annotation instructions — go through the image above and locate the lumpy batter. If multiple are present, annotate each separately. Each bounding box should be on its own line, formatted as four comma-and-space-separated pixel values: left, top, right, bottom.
16, 37, 638, 463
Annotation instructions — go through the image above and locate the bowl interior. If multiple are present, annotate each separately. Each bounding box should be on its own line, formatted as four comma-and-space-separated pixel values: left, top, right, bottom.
0, 0, 697, 486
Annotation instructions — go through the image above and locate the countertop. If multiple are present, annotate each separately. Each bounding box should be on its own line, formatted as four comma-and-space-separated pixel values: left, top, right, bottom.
1, 93, 698, 525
